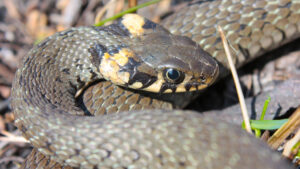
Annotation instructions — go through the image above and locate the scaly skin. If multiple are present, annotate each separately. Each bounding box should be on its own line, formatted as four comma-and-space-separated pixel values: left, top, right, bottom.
11, 0, 300, 168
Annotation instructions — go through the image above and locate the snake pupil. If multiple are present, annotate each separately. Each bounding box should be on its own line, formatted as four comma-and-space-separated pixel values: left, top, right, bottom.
167, 69, 179, 80
164, 68, 184, 84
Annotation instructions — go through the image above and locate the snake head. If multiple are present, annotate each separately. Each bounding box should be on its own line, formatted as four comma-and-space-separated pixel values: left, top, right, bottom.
132, 32, 219, 93
98, 14, 219, 93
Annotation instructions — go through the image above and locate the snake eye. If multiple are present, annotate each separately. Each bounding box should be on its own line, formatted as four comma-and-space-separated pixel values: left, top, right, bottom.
200, 75, 206, 82
163, 68, 185, 84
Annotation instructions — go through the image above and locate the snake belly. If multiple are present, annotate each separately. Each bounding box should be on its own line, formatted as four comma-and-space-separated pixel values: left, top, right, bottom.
11, 0, 300, 169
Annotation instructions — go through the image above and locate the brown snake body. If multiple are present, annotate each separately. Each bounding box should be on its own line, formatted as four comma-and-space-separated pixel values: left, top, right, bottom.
11, 0, 300, 168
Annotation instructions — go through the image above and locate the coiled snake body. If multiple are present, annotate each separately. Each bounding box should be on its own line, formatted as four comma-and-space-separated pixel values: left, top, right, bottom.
11, 0, 300, 169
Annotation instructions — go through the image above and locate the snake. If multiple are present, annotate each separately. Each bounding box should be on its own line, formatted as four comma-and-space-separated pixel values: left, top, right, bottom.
11, 0, 300, 168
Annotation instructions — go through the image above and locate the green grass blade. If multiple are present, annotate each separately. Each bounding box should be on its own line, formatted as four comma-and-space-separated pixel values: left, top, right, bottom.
94, 0, 161, 27
242, 119, 288, 130
260, 97, 271, 120
254, 129, 261, 138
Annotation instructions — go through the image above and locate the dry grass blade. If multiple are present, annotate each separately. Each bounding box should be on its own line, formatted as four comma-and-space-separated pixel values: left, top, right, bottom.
217, 26, 252, 134
268, 107, 300, 149
283, 129, 300, 158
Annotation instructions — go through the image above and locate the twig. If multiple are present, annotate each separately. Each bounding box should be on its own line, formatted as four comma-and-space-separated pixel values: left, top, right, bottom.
218, 26, 252, 134
94, 0, 117, 25
0, 130, 28, 143
129, 0, 137, 8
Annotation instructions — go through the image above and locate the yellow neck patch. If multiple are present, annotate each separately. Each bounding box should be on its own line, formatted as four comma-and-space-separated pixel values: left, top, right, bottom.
121, 14, 145, 37
99, 48, 135, 85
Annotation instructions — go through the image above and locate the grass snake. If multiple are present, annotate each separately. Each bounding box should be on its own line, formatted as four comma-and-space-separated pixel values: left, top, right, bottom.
11, 0, 300, 168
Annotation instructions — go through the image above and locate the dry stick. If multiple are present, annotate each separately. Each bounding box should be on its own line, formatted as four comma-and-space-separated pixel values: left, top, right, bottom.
217, 26, 252, 134
0, 130, 28, 143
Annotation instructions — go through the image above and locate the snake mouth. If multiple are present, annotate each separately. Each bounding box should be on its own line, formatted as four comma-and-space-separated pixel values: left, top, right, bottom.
184, 64, 219, 92
208, 63, 219, 85
184, 83, 205, 92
